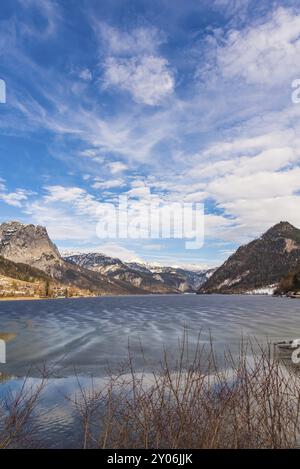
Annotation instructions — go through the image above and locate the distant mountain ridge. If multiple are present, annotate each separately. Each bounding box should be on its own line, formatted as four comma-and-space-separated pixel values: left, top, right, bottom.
64, 252, 212, 293
198, 222, 300, 294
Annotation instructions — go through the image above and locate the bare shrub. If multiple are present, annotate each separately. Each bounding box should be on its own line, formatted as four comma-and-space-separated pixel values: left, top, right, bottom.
71, 335, 300, 449
0, 366, 49, 448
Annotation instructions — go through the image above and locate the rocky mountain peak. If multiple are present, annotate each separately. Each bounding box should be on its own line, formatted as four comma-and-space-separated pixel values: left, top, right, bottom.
198, 221, 300, 294
0, 220, 61, 270
264, 221, 299, 239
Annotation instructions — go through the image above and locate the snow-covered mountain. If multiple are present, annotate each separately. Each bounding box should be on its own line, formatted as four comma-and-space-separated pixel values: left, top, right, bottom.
64, 252, 214, 293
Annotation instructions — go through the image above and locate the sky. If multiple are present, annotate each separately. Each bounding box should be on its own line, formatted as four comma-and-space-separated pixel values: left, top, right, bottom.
1, 0, 300, 268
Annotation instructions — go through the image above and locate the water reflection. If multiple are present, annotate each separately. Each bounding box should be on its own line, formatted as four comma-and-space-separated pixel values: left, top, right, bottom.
0, 294, 300, 447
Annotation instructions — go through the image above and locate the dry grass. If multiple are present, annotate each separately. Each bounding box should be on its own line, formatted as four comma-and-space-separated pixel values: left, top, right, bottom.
71, 335, 300, 449
0, 366, 48, 449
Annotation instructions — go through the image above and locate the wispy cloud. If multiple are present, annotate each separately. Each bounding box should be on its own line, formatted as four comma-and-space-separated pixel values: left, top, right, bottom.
217, 7, 300, 86
103, 55, 175, 105
17, 0, 61, 38
97, 23, 166, 56
1, 1, 300, 264
0, 179, 34, 207
97, 23, 175, 105
107, 161, 128, 174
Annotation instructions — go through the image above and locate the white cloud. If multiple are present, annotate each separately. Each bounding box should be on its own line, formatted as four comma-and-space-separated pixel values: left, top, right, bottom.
92, 179, 125, 190
89, 243, 143, 263
199, 130, 295, 160
78, 68, 92, 81
0, 183, 33, 208
126, 186, 151, 199
222, 195, 300, 236
217, 7, 300, 86
44, 185, 86, 203
103, 55, 175, 105
98, 24, 165, 56
80, 149, 101, 158
98, 22, 175, 106
108, 161, 127, 174
183, 191, 207, 202
190, 146, 297, 180
25, 186, 104, 240
61, 243, 143, 263
126, 181, 152, 200
208, 167, 300, 202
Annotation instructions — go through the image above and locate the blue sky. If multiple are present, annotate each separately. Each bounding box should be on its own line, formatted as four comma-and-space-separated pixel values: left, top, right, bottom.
1, 0, 300, 268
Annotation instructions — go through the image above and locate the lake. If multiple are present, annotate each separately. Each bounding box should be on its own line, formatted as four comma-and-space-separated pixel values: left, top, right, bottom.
0, 294, 300, 447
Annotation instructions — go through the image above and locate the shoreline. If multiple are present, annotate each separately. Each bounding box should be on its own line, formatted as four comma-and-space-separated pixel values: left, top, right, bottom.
0, 295, 99, 302
0, 292, 296, 302
1, 288, 299, 302
0, 291, 190, 302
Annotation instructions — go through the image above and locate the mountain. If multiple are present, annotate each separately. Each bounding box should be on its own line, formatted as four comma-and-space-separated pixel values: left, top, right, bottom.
145, 265, 216, 292
64, 253, 178, 293
0, 255, 93, 298
0, 221, 145, 295
64, 253, 212, 293
0, 255, 51, 283
0, 221, 61, 275
198, 222, 300, 294
0, 254, 50, 298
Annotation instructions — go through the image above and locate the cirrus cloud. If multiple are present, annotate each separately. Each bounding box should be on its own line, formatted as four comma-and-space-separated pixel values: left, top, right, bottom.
217, 7, 300, 86
103, 55, 175, 105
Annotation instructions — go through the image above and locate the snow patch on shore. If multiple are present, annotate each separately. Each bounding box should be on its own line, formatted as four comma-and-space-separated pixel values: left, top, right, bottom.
245, 285, 277, 296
